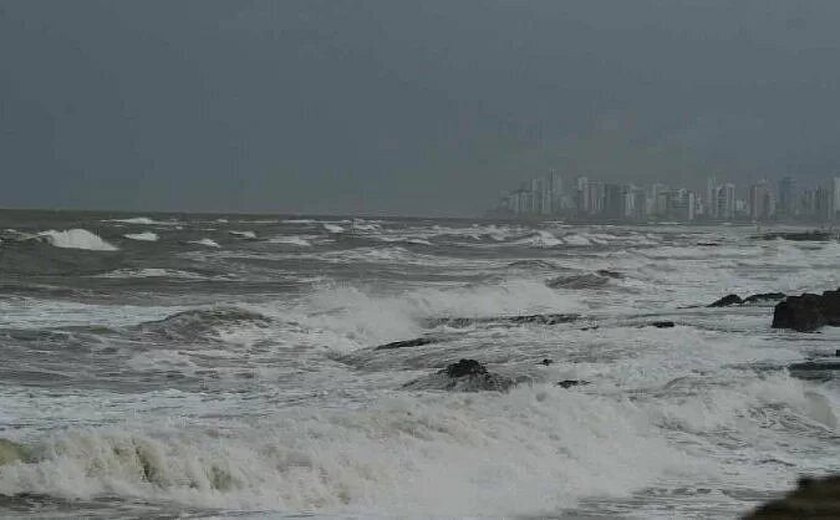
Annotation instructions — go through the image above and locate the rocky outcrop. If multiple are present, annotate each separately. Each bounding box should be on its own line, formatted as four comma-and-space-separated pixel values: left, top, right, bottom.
428, 313, 579, 329
709, 294, 744, 307
557, 380, 589, 389
772, 289, 840, 332
648, 321, 675, 328
402, 359, 515, 392
708, 293, 787, 308
375, 337, 437, 350
743, 475, 840, 519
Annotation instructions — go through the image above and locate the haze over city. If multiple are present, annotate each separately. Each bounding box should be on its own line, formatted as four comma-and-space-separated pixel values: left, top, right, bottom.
3, 1, 840, 216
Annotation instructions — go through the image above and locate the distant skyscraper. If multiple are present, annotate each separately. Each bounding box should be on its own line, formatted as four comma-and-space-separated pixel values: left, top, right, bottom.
832, 177, 840, 220
716, 183, 736, 220
777, 176, 795, 217
749, 182, 773, 221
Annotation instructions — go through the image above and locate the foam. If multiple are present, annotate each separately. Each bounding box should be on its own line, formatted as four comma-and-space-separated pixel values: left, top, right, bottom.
323, 223, 345, 233
190, 238, 221, 248
38, 229, 118, 251
96, 268, 209, 280
267, 236, 312, 247
0, 386, 685, 516
123, 232, 159, 242
229, 231, 257, 239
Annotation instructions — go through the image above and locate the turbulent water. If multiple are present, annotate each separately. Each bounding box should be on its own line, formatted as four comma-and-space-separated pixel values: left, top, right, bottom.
1, 210, 839, 519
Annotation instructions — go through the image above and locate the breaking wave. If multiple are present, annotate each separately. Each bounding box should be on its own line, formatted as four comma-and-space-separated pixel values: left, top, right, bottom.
0, 385, 685, 516
38, 229, 118, 251
123, 232, 159, 242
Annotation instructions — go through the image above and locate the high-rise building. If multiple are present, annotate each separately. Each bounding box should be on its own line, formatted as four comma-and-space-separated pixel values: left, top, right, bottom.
777, 176, 796, 217
832, 177, 840, 221
716, 183, 736, 220
749, 182, 773, 221
603, 183, 625, 218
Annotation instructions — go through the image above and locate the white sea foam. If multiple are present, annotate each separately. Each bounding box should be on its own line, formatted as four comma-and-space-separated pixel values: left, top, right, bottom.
108, 217, 180, 226
96, 268, 209, 280
323, 223, 344, 233
0, 385, 687, 516
123, 232, 159, 242
38, 229, 118, 251
190, 238, 221, 248
229, 230, 257, 239
267, 236, 312, 247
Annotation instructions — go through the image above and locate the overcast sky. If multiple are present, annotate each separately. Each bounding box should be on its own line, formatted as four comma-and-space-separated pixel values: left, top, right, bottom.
2, 1, 840, 215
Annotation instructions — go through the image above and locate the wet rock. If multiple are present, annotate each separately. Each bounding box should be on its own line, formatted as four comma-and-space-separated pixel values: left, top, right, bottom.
428, 313, 579, 329
772, 290, 840, 332
709, 294, 744, 307
789, 361, 840, 371
375, 337, 437, 350
743, 475, 840, 519
403, 359, 515, 392
649, 321, 675, 328
595, 269, 624, 279
557, 380, 589, 389
539, 358, 554, 366
547, 273, 611, 289
445, 359, 486, 377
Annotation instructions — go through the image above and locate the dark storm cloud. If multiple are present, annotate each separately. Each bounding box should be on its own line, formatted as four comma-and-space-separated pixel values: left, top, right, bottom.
2, 0, 840, 215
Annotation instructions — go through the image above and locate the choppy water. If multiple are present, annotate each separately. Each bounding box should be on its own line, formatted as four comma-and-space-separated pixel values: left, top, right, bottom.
1, 209, 839, 519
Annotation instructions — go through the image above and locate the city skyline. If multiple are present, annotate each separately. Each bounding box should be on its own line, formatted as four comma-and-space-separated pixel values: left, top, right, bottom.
494, 171, 840, 223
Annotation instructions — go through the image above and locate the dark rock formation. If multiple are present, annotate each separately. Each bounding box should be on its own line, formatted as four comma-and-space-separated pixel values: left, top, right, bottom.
445, 359, 486, 377
375, 337, 437, 350
709, 294, 744, 307
546, 271, 620, 289
772, 290, 840, 332
743, 475, 840, 519
428, 313, 579, 329
403, 359, 515, 392
789, 361, 840, 371
649, 321, 675, 328
539, 358, 554, 366
557, 380, 589, 389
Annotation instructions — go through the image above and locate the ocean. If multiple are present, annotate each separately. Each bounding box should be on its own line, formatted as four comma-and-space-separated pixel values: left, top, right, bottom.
0, 209, 838, 519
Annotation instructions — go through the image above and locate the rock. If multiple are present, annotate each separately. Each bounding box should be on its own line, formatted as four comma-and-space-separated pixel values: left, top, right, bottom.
771, 290, 840, 332
743, 475, 840, 519
835, 349, 840, 357
375, 337, 437, 350
743, 292, 786, 304
403, 359, 515, 392
789, 361, 840, 371
557, 380, 589, 389
539, 358, 554, 366
445, 359, 487, 377
709, 294, 744, 307
428, 313, 579, 329
649, 321, 675, 328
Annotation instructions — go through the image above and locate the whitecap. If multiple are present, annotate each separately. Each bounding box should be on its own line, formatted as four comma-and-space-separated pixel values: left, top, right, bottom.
123, 232, 159, 242
268, 236, 313, 247
229, 230, 257, 239
38, 229, 118, 251
190, 238, 221, 248
323, 223, 344, 233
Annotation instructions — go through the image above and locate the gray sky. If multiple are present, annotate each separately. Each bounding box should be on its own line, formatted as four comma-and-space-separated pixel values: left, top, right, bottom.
2, 0, 840, 215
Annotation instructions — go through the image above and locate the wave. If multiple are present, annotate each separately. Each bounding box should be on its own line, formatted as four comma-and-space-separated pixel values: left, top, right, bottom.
107, 217, 180, 226
123, 232, 159, 242
38, 229, 118, 251
189, 238, 221, 248
96, 268, 212, 280
0, 385, 684, 516
267, 236, 313, 247
135, 307, 272, 340
228, 230, 257, 239
293, 279, 583, 350
323, 223, 345, 233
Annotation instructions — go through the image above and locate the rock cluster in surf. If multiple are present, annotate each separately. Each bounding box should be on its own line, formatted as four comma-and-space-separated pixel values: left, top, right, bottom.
772, 289, 840, 332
